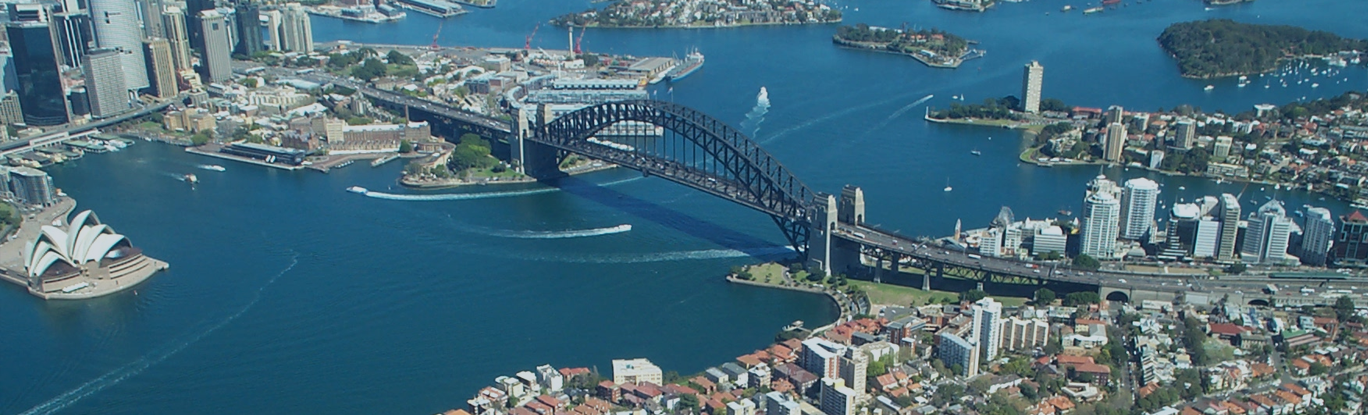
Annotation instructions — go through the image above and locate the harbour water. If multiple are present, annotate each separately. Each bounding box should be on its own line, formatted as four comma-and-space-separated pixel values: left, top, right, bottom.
4, 0, 1368, 414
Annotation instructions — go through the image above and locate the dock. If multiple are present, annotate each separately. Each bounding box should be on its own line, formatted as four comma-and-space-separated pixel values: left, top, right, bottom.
185, 145, 304, 171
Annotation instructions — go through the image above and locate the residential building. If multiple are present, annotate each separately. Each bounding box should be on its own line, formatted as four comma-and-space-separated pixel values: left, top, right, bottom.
1174, 119, 1196, 149
980, 227, 1003, 257
937, 332, 979, 377
1105, 105, 1125, 126
263, 9, 283, 51
972, 297, 1003, 360
801, 338, 846, 380
163, 6, 193, 71
83, 48, 130, 118
1217, 193, 1241, 262
1241, 200, 1296, 264
1081, 186, 1121, 258
1300, 206, 1334, 266
280, 3, 313, 53
1120, 177, 1159, 240
765, 391, 800, 415
1104, 122, 1126, 162
198, 10, 232, 83
819, 378, 855, 415
88, 0, 150, 90
726, 400, 756, 415
1334, 211, 1368, 267
233, 1, 263, 55
1001, 317, 1049, 352
5, 14, 71, 126
1213, 136, 1233, 158
1032, 226, 1067, 257
610, 358, 662, 385
1020, 60, 1042, 113
838, 349, 867, 399
534, 364, 563, 392
9, 166, 56, 207
144, 38, 179, 98
1193, 217, 1220, 258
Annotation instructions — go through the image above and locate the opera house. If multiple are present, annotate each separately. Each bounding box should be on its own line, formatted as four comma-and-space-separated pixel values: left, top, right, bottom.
16, 210, 167, 299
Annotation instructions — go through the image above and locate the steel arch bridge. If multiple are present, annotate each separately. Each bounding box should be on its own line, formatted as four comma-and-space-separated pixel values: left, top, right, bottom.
531, 100, 815, 256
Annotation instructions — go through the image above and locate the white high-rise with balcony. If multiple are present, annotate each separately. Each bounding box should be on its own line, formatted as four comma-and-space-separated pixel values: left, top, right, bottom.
972, 297, 1003, 360
1120, 178, 1160, 240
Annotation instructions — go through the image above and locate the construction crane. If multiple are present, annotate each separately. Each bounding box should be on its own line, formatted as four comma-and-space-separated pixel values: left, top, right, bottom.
574, 26, 586, 54
430, 20, 444, 50
525, 23, 540, 50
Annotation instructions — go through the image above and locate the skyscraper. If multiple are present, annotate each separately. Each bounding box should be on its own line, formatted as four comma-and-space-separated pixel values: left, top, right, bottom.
186, 0, 215, 55
1174, 119, 1196, 149
971, 297, 1003, 360
89, 0, 151, 90
199, 9, 232, 83
819, 378, 856, 415
144, 38, 178, 98
280, 3, 313, 53
140, 0, 165, 38
263, 9, 283, 51
1020, 60, 1043, 113
1301, 206, 1335, 267
1334, 211, 1368, 267
1241, 200, 1296, 264
937, 332, 979, 377
1216, 194, 1241, 262
1081, 190, 1120, 258
84, 48, 130, 118
1104, 105, 1124, 125
233, 1, 262, 56
1120, 178, 1159, 240
1104, 122, 1127, 162
6, 13, 71, 126
51, 10, 92, 68
163, 6, 193, 71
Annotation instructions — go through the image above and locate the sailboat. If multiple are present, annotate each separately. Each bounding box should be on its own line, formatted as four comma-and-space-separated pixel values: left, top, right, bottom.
970, 147, 981, 156
943, 178, 953, 192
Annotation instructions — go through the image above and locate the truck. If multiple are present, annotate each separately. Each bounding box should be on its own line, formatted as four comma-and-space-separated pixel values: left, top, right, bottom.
1264, 284, 1278, 295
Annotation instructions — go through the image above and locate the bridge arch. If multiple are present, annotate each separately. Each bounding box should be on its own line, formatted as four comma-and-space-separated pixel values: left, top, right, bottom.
1104, 290, 1131, 303
535, 100, 815, 255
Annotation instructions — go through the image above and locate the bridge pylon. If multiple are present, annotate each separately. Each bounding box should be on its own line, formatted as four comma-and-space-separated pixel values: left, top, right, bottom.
809, 192, 860, 276
513, 104, 566, 179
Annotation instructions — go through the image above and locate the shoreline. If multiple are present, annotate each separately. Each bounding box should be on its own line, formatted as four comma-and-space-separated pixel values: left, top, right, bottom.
724, 275, 850, 334
553, 19, 842, 30
399, 162, 621, 190
831, 41, 964, 69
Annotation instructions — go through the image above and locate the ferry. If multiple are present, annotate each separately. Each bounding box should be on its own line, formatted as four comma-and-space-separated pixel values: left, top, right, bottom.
1083, 6, 1103, 13
184, 174, 198, 184
665, 49, 704, 83
199, 164, 226, 172
347, 186, 369, 194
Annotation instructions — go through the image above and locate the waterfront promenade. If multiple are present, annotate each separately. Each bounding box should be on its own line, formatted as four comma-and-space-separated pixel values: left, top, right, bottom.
0, 198, 167, 300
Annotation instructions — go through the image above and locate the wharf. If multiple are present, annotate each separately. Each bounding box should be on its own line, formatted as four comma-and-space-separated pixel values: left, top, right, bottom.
186, 145, 304, 171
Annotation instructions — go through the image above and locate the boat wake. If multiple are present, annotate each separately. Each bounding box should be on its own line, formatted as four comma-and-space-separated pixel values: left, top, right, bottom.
868, 94, 934, 132
762, 90, 923, 144
485, 224, 633, 239
18, 254, 301, 415
536, 246, 795, 263
196, 164, 226, 172
740, 87, 770, 137
360, 177, 643, 202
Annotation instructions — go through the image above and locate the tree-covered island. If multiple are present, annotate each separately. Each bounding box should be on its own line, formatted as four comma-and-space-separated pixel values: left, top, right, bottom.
1158, 19, 1368, 79
551, 0, 840, 28
832, 24, 978, 68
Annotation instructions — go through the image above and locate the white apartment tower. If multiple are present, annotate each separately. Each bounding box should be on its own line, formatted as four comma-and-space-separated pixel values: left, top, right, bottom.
1301, 206, 1335, 266
1120, 178, 1160, 240
1021, 61, 1043, 113
972, 297, 1003, 360
280, 3, 314, 53
1081, 190, 1121, 258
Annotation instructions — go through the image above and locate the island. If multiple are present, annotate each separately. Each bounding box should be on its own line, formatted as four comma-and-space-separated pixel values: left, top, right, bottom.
1157, 19, 1368, 79
550, 0, 841, 28
832, 24, 981, 69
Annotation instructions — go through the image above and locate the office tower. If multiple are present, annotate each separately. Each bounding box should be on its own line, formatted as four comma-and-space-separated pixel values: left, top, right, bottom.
233, 1, 262, 56
1193, 217, 1220, 258
972, 297, 1003, 360
199, 10, 232, 83
84, 48, 130, 118
1105, 105, 1124, 125
163, 6, 193, 71
801, 338, 846, 380
1104, 122, 1126, 162
937, 332, 979, 377
1032, 226, 1067, 257
1241, 200, 1295, 264
1081, 190, 1121, 258
1119, 178, 1159, 240
9, 167, 56, 206
1174, 118, 1196, 149
1020, 60, 1043, 113
52, 10, 91, 68
7, 3, 52, 22
89, 0, 151, 90
68, 86, 90, 116
6, 15, 71, 126
980, 228, 1003, 257
280, 3, 312, 53
0, 92, 23, 125
819, 378, 855, 415
1301, 206, 1334, 267
141, 0, 165, 38
1334, 211, 1368, 267
1001, 317, 1049, 352
1213, 136, 1233, 158
186, 0, 215, 54
263, 9, 282, 51
144, 38, 178, 98
1216, 194, 1241, 262
838, 350, 867, 399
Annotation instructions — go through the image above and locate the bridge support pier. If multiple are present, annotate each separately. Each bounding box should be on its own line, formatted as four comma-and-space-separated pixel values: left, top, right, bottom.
513, 105, 566, 179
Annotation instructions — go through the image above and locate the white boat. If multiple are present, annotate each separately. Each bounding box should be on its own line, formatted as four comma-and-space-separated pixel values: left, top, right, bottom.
347, 186, 368, 194
184, 174, 198, 183
943, 178, 952, 192
757, 87, 769, 107
1311, 83, 1319, 88
1203, 85, 1215, 91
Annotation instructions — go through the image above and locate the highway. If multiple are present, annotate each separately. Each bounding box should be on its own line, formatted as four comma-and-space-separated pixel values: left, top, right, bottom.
2, 96, 182, 156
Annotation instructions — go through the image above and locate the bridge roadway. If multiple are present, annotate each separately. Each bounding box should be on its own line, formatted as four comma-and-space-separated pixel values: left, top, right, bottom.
300, 74, 510, 134
830, 224, 1291, 296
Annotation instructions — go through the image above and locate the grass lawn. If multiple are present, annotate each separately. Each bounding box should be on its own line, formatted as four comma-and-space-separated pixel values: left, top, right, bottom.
1204, 339, 1237, 362
745, 263, 786, 285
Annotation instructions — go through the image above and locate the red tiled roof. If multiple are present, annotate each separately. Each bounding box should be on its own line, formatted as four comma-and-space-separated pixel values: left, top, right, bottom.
1209, 323, 1249, 336
1056, 355, 1096, 366
1347, 210, 1368, 223
559, 367, 591, 378
1074, 363, 1111, 374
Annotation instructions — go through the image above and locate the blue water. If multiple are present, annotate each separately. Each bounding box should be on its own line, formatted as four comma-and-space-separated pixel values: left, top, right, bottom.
3, 0, 1367, 414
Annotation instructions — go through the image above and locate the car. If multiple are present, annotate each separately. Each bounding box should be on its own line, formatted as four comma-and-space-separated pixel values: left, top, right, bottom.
1118, 279, 1127, 283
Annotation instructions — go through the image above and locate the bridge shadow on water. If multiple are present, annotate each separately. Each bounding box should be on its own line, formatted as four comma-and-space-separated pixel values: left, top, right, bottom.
551, 175, 798, 262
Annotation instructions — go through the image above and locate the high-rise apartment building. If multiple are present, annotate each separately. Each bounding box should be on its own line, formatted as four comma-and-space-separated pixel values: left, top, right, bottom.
163, 6, 193, 72
280, 3, 313, 53
1001, 317, 1049, 352
801, 338, 847, 380
765, 392, 800, 415
1216, 194, 1241, 262
1193, 217, 1220, 258
1104, 122, 1127, 162
144, 38, 179, 98
1020, 60, 1043, 113
89, 0, 150, 90
937, 332, 979, 377
1213, 136, 1233, 158
263, 9, 283, 51
838, 349, 867, 399
1335, 211, 1368, 267
1104, 105, 1124, 126
84, 48, 130, 118
1081, 190, 1121, 258
1174, 119, 1196, 149
186, 0, 215, 54
1120, 178, 1159, 240
819, 378, 856, 415
972, 297, 1003, 360
141, 0, 166, 38
9, 166, 56, 207
234, 1, 263, 56
1301, 206, 1335, 267
5, 14, 71, 126
199, 10, 232, 83
1241, 200, 1296, 264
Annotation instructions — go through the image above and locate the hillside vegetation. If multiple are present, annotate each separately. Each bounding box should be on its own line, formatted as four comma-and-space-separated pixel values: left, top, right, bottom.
1157, 19, 1367, 79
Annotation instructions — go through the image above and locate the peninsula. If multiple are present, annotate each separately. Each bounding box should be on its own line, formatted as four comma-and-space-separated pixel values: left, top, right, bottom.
1157, 19, 1368, 79
550, 0, 841, 29
832, 24, 981, 69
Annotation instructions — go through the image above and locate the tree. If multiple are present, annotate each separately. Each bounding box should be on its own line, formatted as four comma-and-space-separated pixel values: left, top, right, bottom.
932, 383, 965, 406
399, 140, 414, 153
1072, 254, 1101, 270
1062, 292, 1101, 307
1309, 362, 1330, 376
968, 377, 993, 395
190, 131, 212, 145
1334, 296, 1356, 321
241, 77, 259, 88
1034, 288, 1056, 305
1226, 262, 1247, 275
677, 393, 700, 413
960, 289, 988, 303
386, 49, 414, 66
1020, 383, 1038, 400
351, 57, 388, 81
